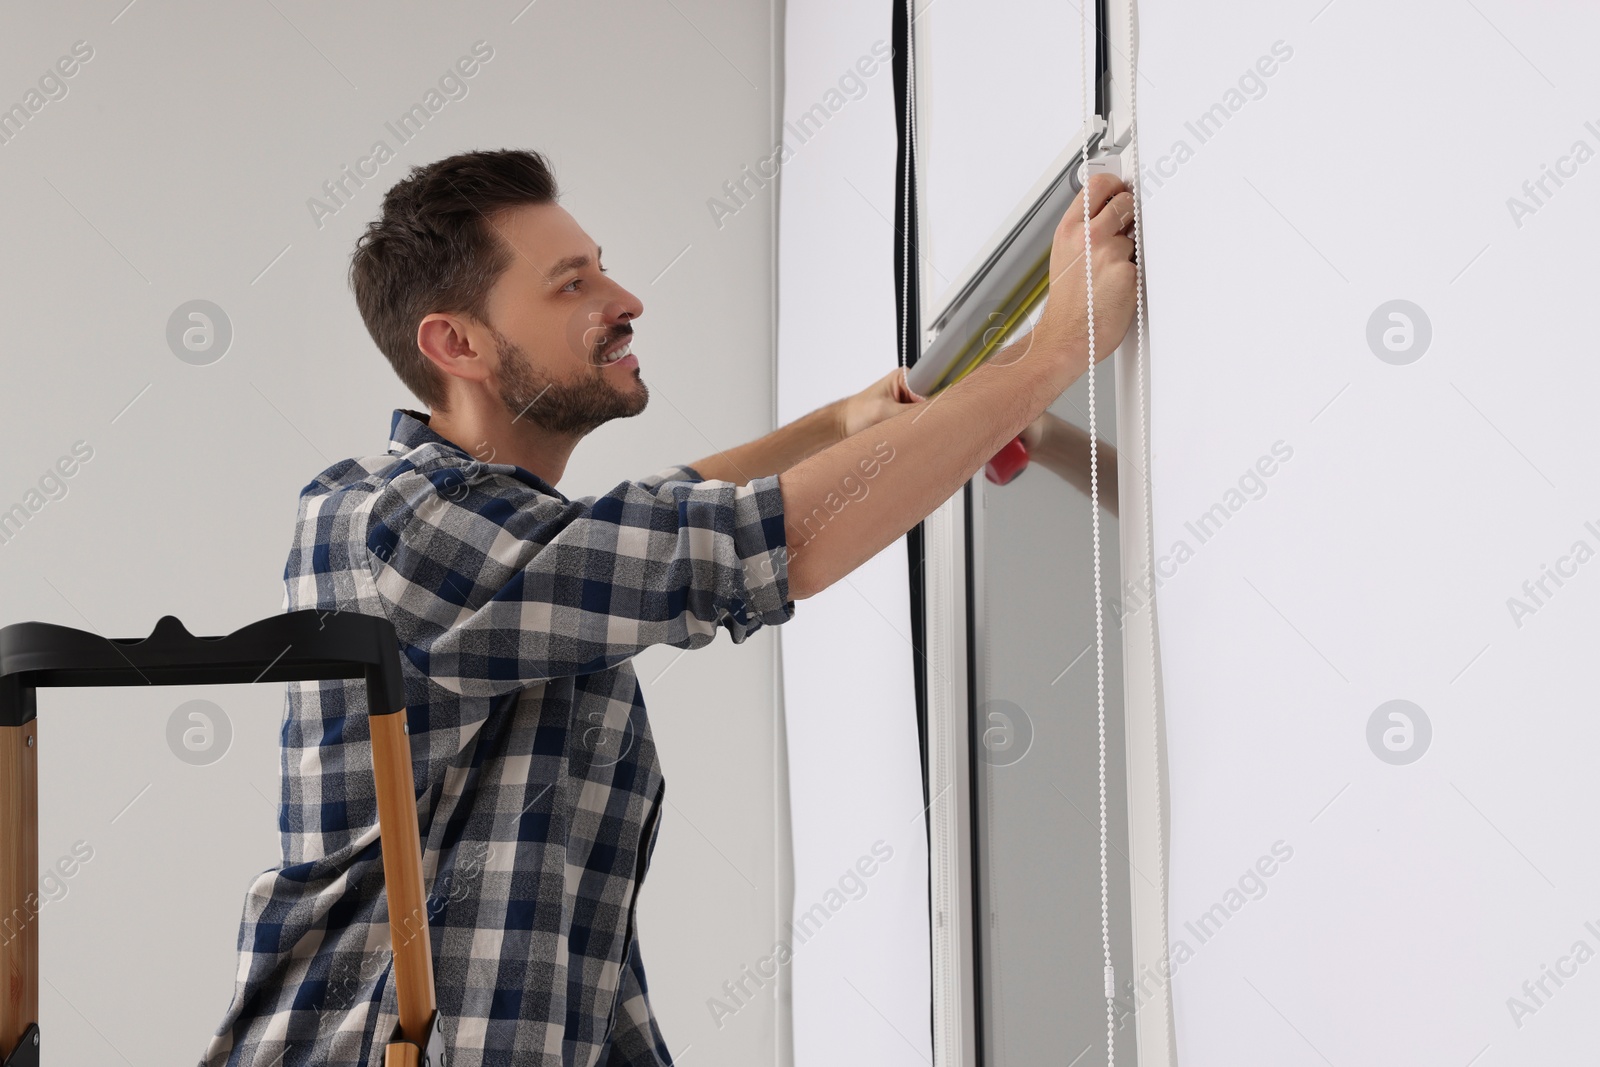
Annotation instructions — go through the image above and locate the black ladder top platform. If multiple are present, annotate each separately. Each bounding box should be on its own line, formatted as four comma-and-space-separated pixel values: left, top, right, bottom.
0, 609, 405, 727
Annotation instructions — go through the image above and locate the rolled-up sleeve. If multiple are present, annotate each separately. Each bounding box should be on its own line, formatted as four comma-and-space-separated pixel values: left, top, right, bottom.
364, 460, 793, 696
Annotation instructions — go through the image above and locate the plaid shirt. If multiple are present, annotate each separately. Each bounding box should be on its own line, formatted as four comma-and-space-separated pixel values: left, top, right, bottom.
200, 409, 793, 1067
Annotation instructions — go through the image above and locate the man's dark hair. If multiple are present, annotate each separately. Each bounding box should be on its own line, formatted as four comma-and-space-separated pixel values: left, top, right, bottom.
349, 148, 560, 410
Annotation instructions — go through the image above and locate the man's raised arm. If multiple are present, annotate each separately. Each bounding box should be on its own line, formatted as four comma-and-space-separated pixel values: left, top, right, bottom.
779, 173, 1139, 601
685, 367, 919, 484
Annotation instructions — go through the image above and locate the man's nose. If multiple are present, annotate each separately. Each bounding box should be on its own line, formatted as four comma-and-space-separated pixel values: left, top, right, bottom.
604, 279, 644, 325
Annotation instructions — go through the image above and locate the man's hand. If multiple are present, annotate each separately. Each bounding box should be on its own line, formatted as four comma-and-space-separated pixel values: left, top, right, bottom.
835, 366, 923, 440
1030, 172, 1139, 378
686, 367, 925, 483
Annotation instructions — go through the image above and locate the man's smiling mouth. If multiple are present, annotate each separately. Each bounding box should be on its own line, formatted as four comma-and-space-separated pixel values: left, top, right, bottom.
596, 329, 635, 365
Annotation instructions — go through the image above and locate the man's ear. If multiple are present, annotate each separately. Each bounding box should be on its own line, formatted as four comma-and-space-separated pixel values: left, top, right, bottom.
417, 313, 492, 387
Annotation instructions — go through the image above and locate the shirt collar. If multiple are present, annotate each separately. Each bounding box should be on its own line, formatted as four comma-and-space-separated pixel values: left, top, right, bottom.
386, 408, 569, 502
387, 408, 466, 459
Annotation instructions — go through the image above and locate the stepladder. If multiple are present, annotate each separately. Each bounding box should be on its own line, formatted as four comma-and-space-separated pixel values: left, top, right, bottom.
0, 609, 446, 1066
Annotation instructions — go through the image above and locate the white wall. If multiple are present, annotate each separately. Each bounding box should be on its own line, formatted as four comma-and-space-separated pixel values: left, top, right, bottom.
0, 2, 791, 1063
918, 0, 1086, 317
775, 3, 932, 1066
1139, 0, 1600, 1062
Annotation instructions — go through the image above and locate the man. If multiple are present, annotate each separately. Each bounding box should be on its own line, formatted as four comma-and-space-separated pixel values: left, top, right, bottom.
201, 148, 1136, 1066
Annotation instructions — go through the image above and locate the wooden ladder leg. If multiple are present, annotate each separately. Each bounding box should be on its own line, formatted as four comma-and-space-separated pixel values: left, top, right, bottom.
0, 720, 38, 1062
369, 708, 441, 1062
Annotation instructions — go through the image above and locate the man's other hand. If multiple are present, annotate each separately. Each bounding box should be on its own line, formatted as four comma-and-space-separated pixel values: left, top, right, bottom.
837, 367, 924, 440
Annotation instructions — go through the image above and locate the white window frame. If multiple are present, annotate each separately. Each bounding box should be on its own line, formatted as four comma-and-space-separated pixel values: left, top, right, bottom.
906, 2, 1176, 1064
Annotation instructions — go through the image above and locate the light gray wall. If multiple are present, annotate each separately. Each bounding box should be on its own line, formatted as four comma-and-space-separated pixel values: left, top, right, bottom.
0, 2, 789, 1063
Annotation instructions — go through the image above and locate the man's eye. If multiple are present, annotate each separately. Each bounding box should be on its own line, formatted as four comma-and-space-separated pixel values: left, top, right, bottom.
563, 266, 604, 291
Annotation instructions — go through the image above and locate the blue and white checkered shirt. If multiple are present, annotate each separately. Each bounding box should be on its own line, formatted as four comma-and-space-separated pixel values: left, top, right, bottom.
201, 408, 793, 1066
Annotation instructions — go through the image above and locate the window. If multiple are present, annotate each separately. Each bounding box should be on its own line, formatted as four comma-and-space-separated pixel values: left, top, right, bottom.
901, 2, 1168, 1063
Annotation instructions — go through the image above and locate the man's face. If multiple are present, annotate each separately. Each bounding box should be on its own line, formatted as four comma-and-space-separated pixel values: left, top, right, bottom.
479, 201, 647, 436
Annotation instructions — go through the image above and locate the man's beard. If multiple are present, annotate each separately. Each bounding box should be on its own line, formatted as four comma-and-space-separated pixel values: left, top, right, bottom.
492, 327, 648, 436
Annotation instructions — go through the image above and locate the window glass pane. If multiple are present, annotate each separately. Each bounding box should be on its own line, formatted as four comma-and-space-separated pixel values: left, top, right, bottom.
972, 355, 1136, 1065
